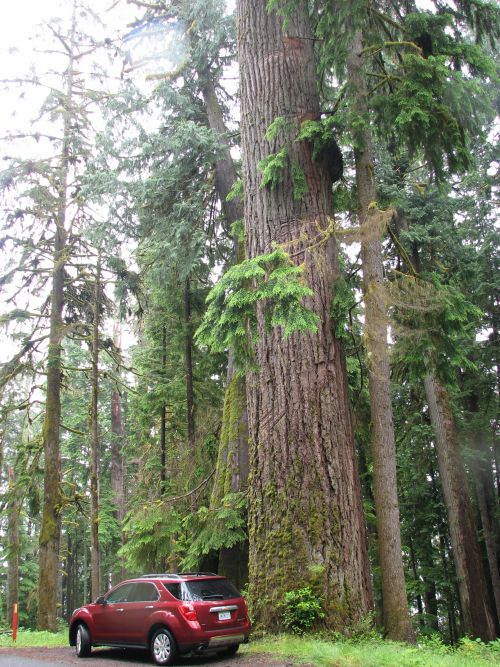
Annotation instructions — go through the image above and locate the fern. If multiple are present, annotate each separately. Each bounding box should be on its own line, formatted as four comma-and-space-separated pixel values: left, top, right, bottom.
258, 147, 289, 190
265, 116, 292, 141
226, 178, 243, 202
195, 247, 319, 370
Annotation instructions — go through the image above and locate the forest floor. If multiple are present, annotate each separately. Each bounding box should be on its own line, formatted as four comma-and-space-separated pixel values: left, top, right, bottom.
0, 645, 302, 666
1, 633, 499, 667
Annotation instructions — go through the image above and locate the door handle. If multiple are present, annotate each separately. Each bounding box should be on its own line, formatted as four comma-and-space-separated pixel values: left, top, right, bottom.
116, 608, 125, 612
145, 605, 154, 609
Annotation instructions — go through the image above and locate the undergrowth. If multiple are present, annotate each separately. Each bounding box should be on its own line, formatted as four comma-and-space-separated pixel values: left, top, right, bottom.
243, 634, 500, 667
0, 628, 67, 648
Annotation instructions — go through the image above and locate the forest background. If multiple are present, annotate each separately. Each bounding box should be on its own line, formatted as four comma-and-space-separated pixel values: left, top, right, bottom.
0, 0, 499, 651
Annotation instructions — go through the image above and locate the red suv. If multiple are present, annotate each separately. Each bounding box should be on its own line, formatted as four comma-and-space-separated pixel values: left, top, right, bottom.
69, 572, 251, 665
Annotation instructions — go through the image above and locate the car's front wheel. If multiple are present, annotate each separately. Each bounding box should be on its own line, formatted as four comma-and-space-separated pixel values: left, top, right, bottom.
150, 627, 177, 665
75, 623, 91, 658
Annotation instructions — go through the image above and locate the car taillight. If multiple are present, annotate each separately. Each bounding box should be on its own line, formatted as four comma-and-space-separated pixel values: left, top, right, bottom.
179, 604, 198, 622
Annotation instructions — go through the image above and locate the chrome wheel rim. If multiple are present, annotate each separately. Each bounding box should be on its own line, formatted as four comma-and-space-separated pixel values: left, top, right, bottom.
153, 632, 170, 663
76, 628, 82, 654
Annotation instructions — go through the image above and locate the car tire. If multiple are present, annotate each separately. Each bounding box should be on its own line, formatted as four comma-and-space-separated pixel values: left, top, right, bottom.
217, 644, 239, 657
150, 627, 177, 665
75, 623, 91, 658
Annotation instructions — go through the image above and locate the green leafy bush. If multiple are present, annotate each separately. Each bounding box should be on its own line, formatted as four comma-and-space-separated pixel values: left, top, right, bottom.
282, 586, 325, 634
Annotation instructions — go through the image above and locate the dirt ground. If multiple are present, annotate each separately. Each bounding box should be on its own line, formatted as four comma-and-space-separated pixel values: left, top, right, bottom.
0, 646, 311, 667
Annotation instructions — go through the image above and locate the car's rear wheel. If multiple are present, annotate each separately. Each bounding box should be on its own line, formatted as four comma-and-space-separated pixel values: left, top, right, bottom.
150, 627, 177, 665
75, 624, 91, 658
217, 644, 239, 657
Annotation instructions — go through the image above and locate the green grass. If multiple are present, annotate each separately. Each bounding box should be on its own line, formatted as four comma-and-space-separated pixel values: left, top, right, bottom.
242, 635, 500, 667
1, 628, 499, 667
0, 629, 67, 648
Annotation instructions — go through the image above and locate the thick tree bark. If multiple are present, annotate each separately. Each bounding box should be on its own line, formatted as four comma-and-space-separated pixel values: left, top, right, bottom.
184, 276, 195, 456
238, 0, 372, 629
347, 29, 413, 642
424, 374, 496, 639
90, 260, 101, 601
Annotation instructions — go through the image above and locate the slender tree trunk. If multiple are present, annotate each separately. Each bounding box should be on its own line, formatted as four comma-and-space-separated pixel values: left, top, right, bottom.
465, 391, 500, 625
424, 374, 496, 639
408, 535, 424, 626
111, 321, 126, 585
37, 2, 78, 630
66, 535, 74, 621
347, 29, 413, 642
37, 194, 66, 632
83, 541, 88, 604
90, 259, 101, 601
202, 76, 249, 586
7, 467, 20, 628
160, 325, 167, 492
184, 276, 195, 456
238, 0, 371, 629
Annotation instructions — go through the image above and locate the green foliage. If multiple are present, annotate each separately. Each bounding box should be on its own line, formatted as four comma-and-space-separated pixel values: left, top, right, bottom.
296, 117, 337, 161
282, 587, 326, 635
391, 273, 481, 383
226, 178, 243, 202
195, 247, 319, 370
245, 634, 500, 666
230, 219, 245, 243
0, 629, 68, 647
119, 503, 182, 572
332, 274, 356, 341
180, 492, 247, 570
265, 116, 292, 141
266, 0, 301, 30
258, 147, 288, 190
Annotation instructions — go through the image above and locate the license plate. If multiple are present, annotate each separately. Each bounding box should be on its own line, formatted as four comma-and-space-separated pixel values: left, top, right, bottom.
218, 611, 231, 621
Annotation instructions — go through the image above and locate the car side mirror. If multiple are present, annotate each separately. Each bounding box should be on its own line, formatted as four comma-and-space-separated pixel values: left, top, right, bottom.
95, 596, 106, 605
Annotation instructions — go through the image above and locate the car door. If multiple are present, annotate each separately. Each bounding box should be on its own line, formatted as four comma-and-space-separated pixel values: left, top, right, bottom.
93, 582, 135, 643
119, 582, 161, 644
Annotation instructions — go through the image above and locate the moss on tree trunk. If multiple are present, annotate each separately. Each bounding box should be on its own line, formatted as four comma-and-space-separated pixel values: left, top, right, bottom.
238, 0, 372, 631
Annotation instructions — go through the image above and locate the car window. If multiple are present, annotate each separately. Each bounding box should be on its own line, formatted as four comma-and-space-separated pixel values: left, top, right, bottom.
184, 579, 241, 601
162, 582, 182, 599
106, 582, 135, 603
129, 582, 160, 602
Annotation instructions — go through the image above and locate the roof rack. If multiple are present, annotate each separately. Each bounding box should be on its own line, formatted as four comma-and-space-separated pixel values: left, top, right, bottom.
139, 572, 219, 579
140, 573, 182, 579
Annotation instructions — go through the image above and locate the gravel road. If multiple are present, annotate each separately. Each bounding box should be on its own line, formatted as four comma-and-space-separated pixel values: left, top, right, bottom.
0, 647, 305, 667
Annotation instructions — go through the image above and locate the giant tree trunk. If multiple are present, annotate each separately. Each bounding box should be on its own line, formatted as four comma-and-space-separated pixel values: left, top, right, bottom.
90, 260, 101, 601
424, 374, 496, 640
238, 0, 372, 629
347, 30, 413, 642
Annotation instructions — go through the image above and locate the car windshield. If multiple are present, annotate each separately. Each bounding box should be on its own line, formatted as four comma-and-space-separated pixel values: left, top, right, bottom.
161, 579, 241, 601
